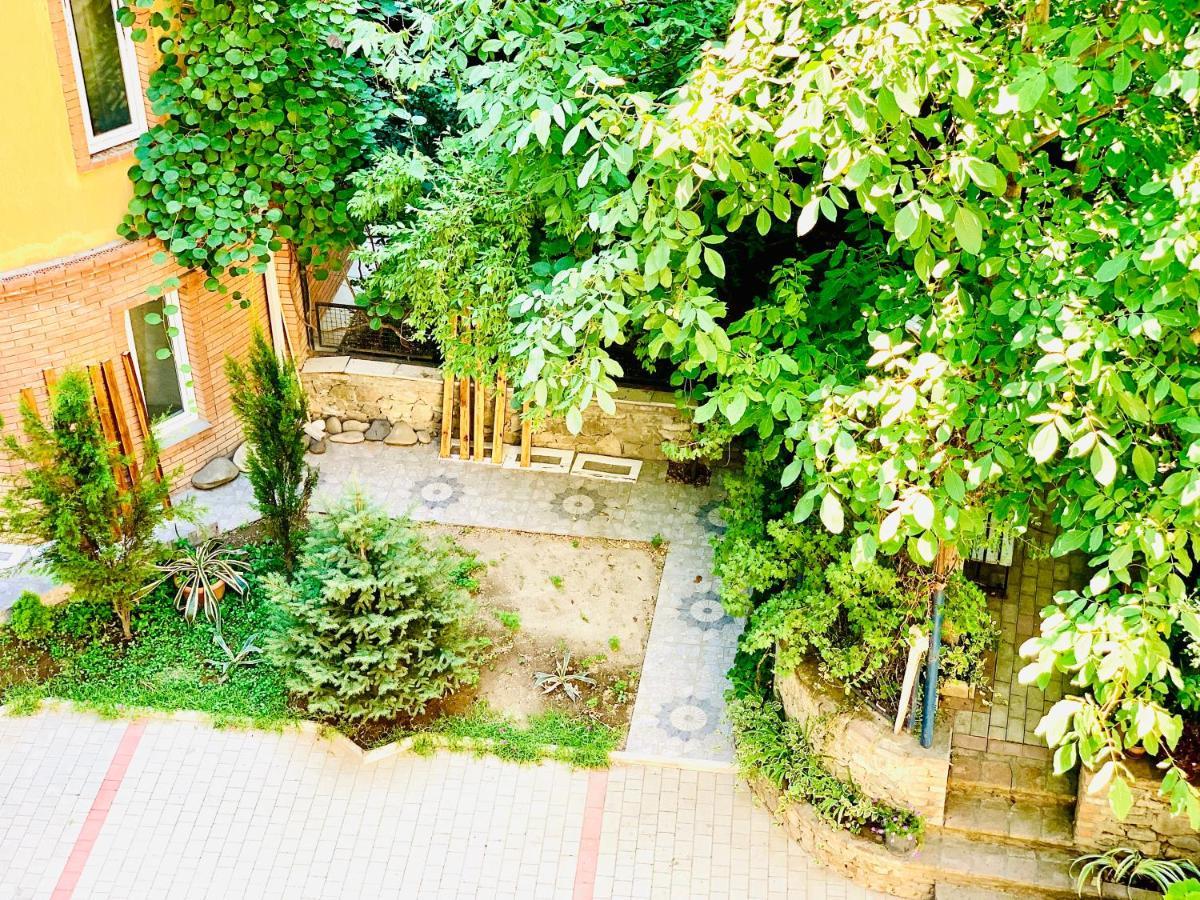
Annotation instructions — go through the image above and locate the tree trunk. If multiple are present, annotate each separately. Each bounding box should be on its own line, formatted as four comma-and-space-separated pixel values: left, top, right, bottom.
116, 604, 133, 640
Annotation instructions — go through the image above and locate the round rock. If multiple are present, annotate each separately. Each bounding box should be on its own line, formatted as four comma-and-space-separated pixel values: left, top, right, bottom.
342, 419, 369, 433
364, 419, 392, 441
384, 423, 418, 446
307, 437, 327, 455
325, 416, 343, 435
191, 457, 239, 490
232, 441, 252, 473
329, 431, 365, 444
415, 429, 432, 444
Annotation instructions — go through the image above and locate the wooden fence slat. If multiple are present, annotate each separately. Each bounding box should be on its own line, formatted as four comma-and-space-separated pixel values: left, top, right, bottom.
520, 401, 531, 468
473, 378, 486, 462
440, 318, 456, 458
120, 352, 150, 440
42, 368, 58, 403
101, 360, 140, 483
458, 376, 471, 460
18, 388, 40, 419
88, 364, 130, 491
491, 374, 506, 465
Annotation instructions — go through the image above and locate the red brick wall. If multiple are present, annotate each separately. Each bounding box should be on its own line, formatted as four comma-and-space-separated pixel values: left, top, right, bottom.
0, 238, 287, 483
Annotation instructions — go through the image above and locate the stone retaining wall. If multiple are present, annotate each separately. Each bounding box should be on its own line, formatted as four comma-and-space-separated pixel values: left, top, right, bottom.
752, 775, 935, 900
1075, 758, 1200, 858
774, 657, 951, 825
301, 356, 692, 461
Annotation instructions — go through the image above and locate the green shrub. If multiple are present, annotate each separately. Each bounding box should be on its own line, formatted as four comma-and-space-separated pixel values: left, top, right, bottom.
0, 370, 175, 638
727, 677, 922, 841
7, 592, 52, 642
265, 491, 484, 723
715, 454, 996, 705
225, 330, 317, 572
50, 600, 111, 642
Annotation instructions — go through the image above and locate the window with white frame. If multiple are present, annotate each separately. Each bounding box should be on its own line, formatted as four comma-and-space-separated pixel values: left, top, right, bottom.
126, 294, 198, 442
62, 0, 146, 153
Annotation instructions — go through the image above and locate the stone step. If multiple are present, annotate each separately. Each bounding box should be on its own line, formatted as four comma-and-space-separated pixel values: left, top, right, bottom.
924, 830, 1079, 899
934, 884, 1046, 900
949, 747, 1077, 807
940, 791, 1076, 852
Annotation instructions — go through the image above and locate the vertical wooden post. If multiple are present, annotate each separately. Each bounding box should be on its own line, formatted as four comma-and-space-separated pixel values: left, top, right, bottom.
122, 350, 169, 504
473, 378, 486, 462
459, 377, 471, 460
439, 318, 456, 458
18, 388, 40, 418
520, 400, 531, 468
491, 374, 507, 465
101, 360, 140, 482
88, 364, 130, 491
42, 368, 58, 403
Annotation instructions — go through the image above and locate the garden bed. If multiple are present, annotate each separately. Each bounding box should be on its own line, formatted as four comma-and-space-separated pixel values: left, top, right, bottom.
421, 525, 663, 732
0, 522, 665, 765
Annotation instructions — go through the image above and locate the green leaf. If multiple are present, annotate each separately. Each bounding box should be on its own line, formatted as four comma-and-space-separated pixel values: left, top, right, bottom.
703, 247, 726, 279
1109, 776, 1134, 820
1090, 444, 1117, 487
895, 202, 920, 242
748, 142, 774, 173
953, 206, 982, 255
1096, 255, 1129, 283
724, 393, 748, 426
820, 493, 844, 534
964, 158, 1007, 195
943, 470, 966, 503
1017, 71, 1047, 112
1132, 446, 1156, 483
1030, 422, 1060, 464
565, 407, 583, 435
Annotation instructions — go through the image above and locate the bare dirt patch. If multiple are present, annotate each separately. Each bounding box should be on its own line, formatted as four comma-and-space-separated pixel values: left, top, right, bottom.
423, 524, 665, 734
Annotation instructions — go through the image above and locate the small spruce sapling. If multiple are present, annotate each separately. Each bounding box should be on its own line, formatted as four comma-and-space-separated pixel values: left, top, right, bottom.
225, 330, 316, 572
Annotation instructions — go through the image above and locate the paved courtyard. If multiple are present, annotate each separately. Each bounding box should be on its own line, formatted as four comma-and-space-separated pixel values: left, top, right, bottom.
177, 440, 742, 765
0, 709, 887, 900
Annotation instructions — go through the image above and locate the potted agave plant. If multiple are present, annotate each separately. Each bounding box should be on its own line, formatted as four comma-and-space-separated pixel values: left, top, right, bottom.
156, 536, 249, 628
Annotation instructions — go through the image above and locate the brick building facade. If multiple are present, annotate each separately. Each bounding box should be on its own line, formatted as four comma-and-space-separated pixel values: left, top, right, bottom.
0, 0, 330, 482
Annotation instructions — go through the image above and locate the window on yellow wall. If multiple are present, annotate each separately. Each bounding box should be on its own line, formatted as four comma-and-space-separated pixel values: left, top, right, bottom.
126, 294, 200, 446
62, 0, 146, 153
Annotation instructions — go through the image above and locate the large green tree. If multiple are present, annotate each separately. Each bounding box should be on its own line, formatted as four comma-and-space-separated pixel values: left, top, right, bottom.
350, 0, 1200, 819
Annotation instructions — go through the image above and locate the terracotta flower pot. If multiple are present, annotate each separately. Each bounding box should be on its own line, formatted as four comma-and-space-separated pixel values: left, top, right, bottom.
178, 578, 227, 607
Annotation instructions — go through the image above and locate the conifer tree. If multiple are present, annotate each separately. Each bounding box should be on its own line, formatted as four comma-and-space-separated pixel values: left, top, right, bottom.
0, 370, 173, 638
225, 330, 316, 571
265, 491, 482, 722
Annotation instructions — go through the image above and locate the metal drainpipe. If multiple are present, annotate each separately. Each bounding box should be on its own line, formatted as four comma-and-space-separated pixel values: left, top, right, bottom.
920, 584, 945, 749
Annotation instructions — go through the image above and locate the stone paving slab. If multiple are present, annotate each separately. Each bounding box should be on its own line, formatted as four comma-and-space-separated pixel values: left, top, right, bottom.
168, 441, 740, 764
0, 709, 891, 900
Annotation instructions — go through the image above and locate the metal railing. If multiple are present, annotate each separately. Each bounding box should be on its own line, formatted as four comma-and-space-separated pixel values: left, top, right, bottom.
313, 303, 441, 365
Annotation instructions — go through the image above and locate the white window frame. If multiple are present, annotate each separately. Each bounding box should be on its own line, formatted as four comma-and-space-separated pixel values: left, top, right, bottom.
61, 0, 147, 154
125, 291, 200, 446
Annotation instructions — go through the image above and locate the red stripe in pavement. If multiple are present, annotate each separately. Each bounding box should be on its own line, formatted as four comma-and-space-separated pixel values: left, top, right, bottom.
573, 769, 610, 900
51, 721, 146, 900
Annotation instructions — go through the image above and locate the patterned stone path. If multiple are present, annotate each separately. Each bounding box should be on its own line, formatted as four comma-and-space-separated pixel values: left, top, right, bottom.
0, 709, 889, 900
175, 441, 742, 764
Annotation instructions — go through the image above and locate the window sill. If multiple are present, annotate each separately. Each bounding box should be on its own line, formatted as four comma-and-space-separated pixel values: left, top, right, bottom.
155, 417, 211, 450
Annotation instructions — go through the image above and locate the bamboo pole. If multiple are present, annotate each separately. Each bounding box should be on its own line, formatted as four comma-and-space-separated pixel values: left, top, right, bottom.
491, 374, 507, 465
120, 352, 150, 440
520, 401, 531, 468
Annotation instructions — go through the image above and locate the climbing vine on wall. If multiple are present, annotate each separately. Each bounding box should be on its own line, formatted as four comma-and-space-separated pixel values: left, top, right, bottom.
117, 0, 390, 291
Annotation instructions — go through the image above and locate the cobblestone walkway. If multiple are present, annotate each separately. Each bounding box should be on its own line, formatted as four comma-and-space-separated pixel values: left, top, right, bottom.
169, 441, 741, 764
0, 709, 888, 900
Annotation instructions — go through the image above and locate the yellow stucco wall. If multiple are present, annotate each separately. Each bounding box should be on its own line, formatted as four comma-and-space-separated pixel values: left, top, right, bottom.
0, 0, 135, 273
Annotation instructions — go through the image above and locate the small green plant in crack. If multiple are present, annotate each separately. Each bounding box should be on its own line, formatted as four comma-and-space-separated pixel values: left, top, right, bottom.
494, 610, 521, 632
534, 652, 595, 702
608, 636, 621, 653
549, 575, 564, 589
650, 533, 665, 549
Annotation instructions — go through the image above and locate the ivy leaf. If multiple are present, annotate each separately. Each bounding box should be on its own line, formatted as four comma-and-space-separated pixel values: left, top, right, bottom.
820, 492, 844, 534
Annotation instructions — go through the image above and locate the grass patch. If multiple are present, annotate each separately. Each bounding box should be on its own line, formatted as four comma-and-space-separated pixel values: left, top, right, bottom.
415, 704, 620, 768
3, 586, 294, 730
